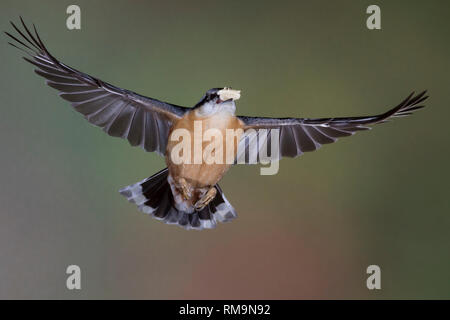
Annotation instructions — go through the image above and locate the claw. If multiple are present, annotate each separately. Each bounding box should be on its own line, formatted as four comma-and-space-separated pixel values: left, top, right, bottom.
178, 178, 192, 200
194, 187, 217, 211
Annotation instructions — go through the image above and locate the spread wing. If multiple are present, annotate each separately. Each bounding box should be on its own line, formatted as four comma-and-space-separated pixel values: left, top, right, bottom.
236, 91, 428, 163
5, 18, 190, 155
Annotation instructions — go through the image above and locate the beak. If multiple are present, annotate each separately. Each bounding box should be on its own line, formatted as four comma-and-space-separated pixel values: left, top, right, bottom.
218, 88, 241, 101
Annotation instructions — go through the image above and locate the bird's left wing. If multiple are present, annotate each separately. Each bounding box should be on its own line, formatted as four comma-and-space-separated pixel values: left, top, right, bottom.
5, 18, 190, 155
236, 91, 428, 163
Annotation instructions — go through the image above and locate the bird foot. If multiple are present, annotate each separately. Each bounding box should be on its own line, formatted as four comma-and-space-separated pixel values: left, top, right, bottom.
194, 187, 217, 211
178, 178, 192, 200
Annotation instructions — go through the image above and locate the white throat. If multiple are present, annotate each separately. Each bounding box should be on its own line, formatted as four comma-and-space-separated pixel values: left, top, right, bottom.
195, 100, 236, 117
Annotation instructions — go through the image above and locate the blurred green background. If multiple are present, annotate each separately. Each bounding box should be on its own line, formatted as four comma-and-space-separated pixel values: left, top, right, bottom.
0, 0, 449, 299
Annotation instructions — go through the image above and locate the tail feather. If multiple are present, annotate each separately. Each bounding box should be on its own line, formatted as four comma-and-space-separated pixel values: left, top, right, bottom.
119, 168, 237, 230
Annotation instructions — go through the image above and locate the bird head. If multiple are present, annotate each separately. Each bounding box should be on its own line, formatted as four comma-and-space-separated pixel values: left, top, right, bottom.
195, 87, 241, 116
205, 87, 241, 103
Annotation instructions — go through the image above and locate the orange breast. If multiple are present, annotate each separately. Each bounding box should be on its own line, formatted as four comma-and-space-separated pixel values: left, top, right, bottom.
166, 110, 244, 187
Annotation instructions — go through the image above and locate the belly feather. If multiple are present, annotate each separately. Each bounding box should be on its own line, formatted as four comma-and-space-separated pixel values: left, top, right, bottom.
166, 111, 243, 187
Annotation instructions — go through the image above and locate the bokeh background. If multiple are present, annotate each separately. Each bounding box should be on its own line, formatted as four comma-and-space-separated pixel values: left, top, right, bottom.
0, 0, 449, 299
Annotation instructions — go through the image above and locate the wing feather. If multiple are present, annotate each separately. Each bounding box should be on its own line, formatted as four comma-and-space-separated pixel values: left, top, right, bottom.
237, 91, 428, 163
6, 18, 190, 155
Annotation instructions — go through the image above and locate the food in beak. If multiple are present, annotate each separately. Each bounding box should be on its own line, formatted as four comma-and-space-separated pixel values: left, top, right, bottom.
218, 88, 241, 101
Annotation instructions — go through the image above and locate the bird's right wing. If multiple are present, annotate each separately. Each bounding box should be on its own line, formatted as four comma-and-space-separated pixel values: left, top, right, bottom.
6, 17, 190, 155
236, 91, 428, 163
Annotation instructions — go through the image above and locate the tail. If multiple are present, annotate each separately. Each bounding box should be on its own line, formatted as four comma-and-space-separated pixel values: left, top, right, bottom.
119, 168, 237, 230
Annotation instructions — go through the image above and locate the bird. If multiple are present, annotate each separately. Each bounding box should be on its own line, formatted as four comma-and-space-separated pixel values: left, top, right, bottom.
5, 18, 428, 230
